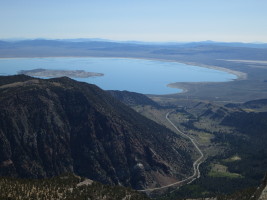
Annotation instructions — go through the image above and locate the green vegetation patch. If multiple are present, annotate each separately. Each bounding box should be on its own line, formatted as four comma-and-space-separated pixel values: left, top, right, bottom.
196, 131, 214, 144
223, 155, 242, 163
208, 163, 243, 178
243, 108, 257, 112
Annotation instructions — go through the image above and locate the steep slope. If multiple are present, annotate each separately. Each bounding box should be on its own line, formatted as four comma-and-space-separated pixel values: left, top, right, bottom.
0, 75, 192, 190
108, 90, 160, 107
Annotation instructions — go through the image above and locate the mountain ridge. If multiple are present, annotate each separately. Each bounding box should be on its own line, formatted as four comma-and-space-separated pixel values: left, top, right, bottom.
0, 75, 193, 190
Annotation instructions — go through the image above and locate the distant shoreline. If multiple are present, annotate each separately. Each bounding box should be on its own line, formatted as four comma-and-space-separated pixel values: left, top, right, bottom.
0, 55, 246, 80
0, 56, 246, 96
18, 68, 104, 78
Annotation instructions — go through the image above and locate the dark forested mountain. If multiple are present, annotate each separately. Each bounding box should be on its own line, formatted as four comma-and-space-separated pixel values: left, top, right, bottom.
0, 75, 192, 190
108, 90, 160, 107
193, 101, 267, 183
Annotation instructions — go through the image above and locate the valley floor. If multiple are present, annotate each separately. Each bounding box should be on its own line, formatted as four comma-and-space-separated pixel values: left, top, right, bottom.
129, 96, 267, 200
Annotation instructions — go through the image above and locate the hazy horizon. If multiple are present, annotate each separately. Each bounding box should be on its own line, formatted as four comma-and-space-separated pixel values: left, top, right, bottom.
1, 37, 267, 45
1, 0, 267, 43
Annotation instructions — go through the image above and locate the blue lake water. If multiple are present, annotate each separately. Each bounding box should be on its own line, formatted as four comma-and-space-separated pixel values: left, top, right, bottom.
0, 57, 236, 94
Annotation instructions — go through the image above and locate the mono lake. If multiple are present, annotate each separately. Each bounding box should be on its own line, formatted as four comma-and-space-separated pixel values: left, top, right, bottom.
0, 57, 236, 94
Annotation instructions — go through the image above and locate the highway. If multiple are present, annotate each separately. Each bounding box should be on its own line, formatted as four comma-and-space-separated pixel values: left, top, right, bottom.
138, 110, 204, 192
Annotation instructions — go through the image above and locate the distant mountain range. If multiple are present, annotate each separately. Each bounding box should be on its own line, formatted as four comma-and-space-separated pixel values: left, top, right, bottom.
1, 38, 267, 48
1, 39, 267, 65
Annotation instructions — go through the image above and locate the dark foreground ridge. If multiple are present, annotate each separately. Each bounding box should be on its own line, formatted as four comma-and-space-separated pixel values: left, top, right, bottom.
0, 173, 150, 200
0, 75, 192, 190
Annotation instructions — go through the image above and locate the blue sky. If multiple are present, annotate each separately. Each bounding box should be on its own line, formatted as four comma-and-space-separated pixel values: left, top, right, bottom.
1, 0, 267, 42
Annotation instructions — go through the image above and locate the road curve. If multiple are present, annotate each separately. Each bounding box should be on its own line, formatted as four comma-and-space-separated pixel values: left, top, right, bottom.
138, 110, 204, 192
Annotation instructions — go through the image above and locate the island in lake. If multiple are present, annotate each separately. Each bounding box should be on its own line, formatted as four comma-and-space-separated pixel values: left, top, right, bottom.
18, 68, 104, 78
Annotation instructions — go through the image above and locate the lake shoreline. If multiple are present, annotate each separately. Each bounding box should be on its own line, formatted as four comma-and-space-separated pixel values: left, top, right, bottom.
18, 68, 104, 78
0, 56, 244, 95
0, 55, 246, 80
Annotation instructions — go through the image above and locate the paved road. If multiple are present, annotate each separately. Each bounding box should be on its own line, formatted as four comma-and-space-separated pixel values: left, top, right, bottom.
138, 110, 204, 192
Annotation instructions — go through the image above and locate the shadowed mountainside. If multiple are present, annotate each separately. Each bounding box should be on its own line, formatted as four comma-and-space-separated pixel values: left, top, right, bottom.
0, 75, 192, 190
108, 90, 160, 108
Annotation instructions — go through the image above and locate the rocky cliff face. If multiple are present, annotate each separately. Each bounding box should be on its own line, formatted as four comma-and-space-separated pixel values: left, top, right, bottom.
0, 75, 192, 190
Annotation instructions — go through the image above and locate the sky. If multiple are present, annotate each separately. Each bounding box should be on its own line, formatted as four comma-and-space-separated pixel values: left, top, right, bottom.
0, 0, 267, 42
